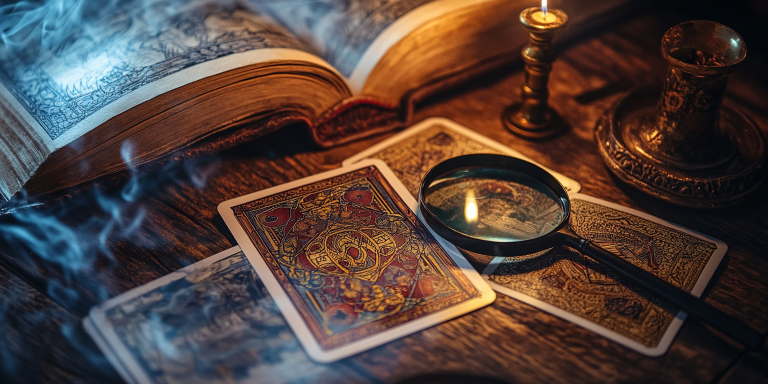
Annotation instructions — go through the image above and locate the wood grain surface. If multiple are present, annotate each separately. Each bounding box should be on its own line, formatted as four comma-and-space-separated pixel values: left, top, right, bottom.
1, 8, 767, 384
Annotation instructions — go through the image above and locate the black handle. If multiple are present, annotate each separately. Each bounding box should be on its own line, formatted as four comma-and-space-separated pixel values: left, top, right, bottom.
561, 232, 762, 349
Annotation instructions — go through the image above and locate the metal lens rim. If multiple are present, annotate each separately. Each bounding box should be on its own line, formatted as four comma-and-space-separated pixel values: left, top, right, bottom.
417, 154, 571, 256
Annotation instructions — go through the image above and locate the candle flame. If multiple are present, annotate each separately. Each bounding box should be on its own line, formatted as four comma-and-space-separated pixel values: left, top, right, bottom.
542, 0, 548, 16
465, 190, 478, 223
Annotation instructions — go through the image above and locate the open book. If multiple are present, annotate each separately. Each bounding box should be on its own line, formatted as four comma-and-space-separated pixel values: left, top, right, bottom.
0, 0, 630, 203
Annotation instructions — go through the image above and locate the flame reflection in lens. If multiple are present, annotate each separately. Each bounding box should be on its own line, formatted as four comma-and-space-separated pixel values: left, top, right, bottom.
465, 189, 478, 223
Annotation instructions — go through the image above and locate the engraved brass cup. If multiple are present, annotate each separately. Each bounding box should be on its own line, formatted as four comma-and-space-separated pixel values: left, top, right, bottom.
636, 21, 746, 169
596, 21, 766, 208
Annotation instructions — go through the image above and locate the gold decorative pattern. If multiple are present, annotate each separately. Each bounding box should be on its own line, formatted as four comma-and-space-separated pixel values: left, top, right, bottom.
232, 166, 480, 349
489, 199, 717, 347
369, 125, 504, 196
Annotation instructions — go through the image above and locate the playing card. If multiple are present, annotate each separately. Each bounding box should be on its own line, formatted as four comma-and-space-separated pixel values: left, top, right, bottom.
342, 117, 581, 196
85, 247, 362, 384
218, 160, 495, 362
482, 194, 727, 356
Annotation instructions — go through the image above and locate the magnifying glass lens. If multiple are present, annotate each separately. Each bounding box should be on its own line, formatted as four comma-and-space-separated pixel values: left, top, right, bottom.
423, 166, 566, 242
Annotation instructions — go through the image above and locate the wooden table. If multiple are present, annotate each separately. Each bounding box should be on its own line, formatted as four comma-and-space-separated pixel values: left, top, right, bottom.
2, 7, 767, 384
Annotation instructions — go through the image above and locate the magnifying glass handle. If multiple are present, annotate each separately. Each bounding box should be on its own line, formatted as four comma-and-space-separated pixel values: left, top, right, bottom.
563, 234, 762, 349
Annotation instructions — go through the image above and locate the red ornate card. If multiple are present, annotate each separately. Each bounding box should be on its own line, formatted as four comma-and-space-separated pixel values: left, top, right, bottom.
219, 160, 494, 362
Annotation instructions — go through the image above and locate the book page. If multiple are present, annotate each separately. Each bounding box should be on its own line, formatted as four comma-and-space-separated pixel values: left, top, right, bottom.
249, 0, 496, 92
0, 0, 333, 150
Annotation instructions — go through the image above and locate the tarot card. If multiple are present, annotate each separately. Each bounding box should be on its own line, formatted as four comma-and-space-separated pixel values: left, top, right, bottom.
342, 117, 581, 197
85, 247, 362, 384
218, 160, 495, 362
482, 194, 727, 356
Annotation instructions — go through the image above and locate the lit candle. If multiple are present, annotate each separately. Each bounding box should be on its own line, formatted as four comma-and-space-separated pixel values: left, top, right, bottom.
531, 0, 557, 24
504, 2, 568, 138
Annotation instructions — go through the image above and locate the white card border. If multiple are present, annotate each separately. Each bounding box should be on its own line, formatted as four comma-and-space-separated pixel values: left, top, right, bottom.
341, 117, 581, 193
217, 159, 495, 363
85, 246, 243, 384
482, 193, 727, 356
83, 315, 139, 384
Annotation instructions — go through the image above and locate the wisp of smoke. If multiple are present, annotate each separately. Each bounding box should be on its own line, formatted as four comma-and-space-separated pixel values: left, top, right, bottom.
1, 0, 98, 52
0, 140, 220, 382
0, 0, 203, 54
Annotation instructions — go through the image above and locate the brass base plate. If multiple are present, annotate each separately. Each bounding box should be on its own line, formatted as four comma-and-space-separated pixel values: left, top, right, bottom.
595, 88, 766, 208
502, 103, 566, 140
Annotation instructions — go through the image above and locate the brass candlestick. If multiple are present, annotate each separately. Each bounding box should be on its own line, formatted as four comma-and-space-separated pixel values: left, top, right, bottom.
596, 21, 766, 208
502, 7, 568, 139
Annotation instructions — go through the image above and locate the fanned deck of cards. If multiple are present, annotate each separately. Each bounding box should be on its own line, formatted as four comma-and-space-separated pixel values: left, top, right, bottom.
85, 117, 730, 381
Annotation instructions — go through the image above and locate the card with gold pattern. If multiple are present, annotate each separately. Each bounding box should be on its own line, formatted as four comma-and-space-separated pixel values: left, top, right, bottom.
218, 159, 495, 362
482, 194, 726, 356
342, 117, 580, 196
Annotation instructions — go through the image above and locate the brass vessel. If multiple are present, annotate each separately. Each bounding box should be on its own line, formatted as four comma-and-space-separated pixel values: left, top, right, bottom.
596, 21, 766, 208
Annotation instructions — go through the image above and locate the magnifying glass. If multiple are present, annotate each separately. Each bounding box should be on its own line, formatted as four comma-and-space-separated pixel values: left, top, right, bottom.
418, 154, 761, 348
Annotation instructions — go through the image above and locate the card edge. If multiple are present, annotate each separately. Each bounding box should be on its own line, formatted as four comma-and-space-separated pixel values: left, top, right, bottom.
83, 315, 142, 384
